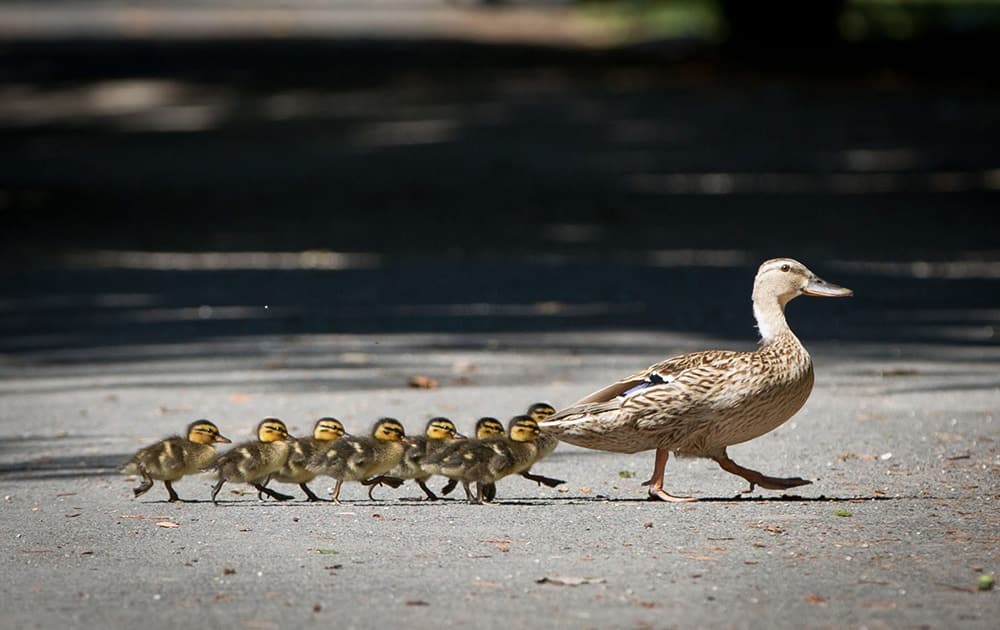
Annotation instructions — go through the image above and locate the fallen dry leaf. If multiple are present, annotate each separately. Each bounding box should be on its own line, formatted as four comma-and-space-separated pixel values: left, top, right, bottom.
537, 576, 606, 586
836, 452, 879, 462
407, 375, 439, 389
578, 487, 593, 494
804, 594, 828, 605
156, 521, 179, 529
405, 600, 430, 606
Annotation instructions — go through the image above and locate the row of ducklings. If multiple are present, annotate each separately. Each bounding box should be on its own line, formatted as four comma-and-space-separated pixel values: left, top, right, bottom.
122, 403, 562, 505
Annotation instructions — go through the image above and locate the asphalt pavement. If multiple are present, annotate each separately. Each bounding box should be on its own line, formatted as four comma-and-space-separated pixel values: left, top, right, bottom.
1, 4, 999, 628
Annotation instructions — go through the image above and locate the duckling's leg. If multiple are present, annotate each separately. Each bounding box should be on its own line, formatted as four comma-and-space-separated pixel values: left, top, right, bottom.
481, 482, 497, 503
132, 466, 154, 498
163, 480, 183, 503
299, 483, 326, 502
331, 479, 344, 504
416, 479, 439, 501
713, 451, 811, 493
253, 483, 294, 502
440, 479, 458, 495
520, 470, 566, 488
642, 448, 696, 502
210, 479, 226, 505
461, 480, 480, 505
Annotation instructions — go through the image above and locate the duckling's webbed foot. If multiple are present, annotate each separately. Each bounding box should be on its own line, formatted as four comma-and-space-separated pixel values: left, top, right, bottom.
481, 482, 497, 503
714, 454, 811, 493
299, 483, 327, 502
132, 468, 154, 498
210, 479, 226, 505
253, 483, 294, 502
440, 479, 458, 496
416, 480, 439, 501
163, 480, 184, 503
520, 471, 565, 488
643, 448, 696, 503
361, 475, 404, 500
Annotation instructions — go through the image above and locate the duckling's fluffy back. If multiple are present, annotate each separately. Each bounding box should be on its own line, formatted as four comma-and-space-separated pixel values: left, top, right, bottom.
308, 436, 405, 481
209, 441, 291, 484
122, 436, 218, 481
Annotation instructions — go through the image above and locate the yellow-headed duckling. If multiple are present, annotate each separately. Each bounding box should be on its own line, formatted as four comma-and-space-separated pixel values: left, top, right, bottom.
207, 418, 294, 505
121, 420, 231, 502
306, 418, 410, 504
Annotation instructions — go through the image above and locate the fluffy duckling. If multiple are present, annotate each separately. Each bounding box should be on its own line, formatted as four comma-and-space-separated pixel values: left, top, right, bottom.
432, 415, 540, 505
519, 402, 564, 488
437, 417, 506, 496
121, 420, 231, 502
262, 417, 347, 501
387, 417, 463, 500
207, 418, 295, 505
540, 258, 852, 501
306, 418, 410, 504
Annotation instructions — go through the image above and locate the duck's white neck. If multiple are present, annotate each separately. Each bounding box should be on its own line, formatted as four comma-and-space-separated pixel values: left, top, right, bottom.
752, 290, 792, 346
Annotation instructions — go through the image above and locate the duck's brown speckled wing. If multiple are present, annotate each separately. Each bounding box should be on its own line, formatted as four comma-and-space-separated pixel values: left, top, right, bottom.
572, 350, 743, 406
540, 350, 754, 454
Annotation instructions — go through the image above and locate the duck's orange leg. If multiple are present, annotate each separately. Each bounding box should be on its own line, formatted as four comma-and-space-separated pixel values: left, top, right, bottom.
714, 453, 811, 492
642, 448, 696, 502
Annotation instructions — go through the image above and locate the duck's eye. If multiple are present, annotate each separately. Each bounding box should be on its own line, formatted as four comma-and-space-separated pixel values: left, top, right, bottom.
780, 264, 790, 272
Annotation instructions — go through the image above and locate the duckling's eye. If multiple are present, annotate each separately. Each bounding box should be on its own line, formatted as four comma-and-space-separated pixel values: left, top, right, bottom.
780, 264, 790, 272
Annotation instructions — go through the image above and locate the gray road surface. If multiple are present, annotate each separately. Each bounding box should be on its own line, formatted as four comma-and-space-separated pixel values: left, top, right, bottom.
2, 327, 998, 629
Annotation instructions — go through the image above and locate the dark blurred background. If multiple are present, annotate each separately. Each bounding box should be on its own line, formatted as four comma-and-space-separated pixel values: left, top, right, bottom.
2, 0, 998, 360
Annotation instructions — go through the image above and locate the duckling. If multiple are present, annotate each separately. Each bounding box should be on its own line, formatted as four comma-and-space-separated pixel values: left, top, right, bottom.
539, 258, 852, 501
437, 417, 506, 496
121, 420, 231, 502
207, 418, 295, 505
519, 402, 565, 488
386, 417, 463, 500
479, 404, 565, 502
432, 415, 540, 504
261, 417, 347, 502
306, 418, 410, 504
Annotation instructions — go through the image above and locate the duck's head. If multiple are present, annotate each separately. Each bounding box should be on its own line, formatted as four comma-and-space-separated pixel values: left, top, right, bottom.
313, 417, 346, 441
474, 417, 506, 440
508, 415, 542, 443
372, 418, 409, 444
425, 417, 463, 440
257, 418, 294, 443
526, 402, 556, 422
187, 420, 231, 445
754, 258, 852, 306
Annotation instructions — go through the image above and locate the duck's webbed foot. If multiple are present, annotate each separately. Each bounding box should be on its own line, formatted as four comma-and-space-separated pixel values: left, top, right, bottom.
163, 480, 185, 503
416, 480, 439, 501
714, 454, 812, 493
361, 475, 404, 500
254, 483, 294, 502
520, 470, 565, 488
300, 483, 329, 502
642, 448, 696, 502
132, 469, 154, 498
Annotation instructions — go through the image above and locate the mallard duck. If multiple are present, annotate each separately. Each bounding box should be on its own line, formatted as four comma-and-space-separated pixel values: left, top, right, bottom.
437, 417, 506, 496
121, 420, 231, 502
432, 415, 540, 504
386, 417, 463, 500
207, 418, 295, 505
539, 258, 852, 502
306, 418, 410, 504
262, 417, 347, 501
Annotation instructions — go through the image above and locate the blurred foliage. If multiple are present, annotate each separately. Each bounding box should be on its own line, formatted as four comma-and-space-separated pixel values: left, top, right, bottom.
573, 0, 1000, 44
